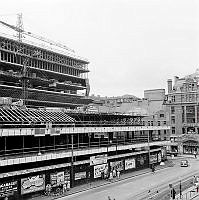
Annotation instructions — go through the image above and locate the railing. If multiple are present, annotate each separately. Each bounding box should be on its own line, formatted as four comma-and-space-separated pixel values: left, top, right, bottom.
0, 138, 152, 159
176, 186, 199, 200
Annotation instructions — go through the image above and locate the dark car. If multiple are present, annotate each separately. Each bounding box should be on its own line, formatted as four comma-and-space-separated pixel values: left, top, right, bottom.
180, 160, 189, 167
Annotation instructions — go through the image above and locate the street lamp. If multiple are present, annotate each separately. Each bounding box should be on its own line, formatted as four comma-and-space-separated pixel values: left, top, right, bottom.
148, 131, 151, 168
180, 180, 182, 199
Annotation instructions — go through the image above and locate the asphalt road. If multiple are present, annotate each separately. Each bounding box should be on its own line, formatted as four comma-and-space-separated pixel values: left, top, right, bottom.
58, 157, 199, 200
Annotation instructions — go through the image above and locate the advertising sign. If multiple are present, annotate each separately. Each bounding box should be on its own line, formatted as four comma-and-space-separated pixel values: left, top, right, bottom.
137, 155, 147, 166
110, 160, 124, 171
150, 154, 157, 164
90, 154, 107, 166
125, 158, 136, 170
94, 163, 108, 178
21, 174, 45, 194
75, 171, 87, 180
50, 171, 64, 187
0, 181, 17, 197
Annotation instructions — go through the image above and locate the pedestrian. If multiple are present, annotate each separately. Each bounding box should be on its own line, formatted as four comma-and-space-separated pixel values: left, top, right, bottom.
109, 171, 113, 182
117, 170, 120, 179
101, 170, 104, 179
63, 183, 67, 193
193, 176, 197, 185
113, 168, 116, 178
194, 151, 197, 159
151, 164, 155, 174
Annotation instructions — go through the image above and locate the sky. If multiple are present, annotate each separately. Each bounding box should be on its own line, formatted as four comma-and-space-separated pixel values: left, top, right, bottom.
0, 0, 199, 98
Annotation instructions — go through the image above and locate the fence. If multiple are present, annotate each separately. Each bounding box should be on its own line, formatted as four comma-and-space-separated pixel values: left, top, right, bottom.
176, 186, 199, 200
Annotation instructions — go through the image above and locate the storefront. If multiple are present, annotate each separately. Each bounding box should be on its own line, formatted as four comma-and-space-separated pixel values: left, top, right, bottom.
183, 140, 199, 154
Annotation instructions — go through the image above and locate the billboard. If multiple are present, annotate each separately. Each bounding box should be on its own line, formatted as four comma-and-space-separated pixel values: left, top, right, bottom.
94, 163, 108, 178
150, 154, 157, 164
125, 158, 136, 170
110, 160, 124, 171
90, 154, 107, 166
21, 174, 45, 194
0, 181, 17, 197
50, 170, 70, 188
75, 172, 87, 180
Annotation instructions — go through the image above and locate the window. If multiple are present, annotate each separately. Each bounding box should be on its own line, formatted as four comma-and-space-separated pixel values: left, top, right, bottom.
163, 121, 166, 125
171, 116, 175, 124
158, 130, 161, 135
172, 127, 175, 134
164, 130, 167, 134
160, 114, 164, 118
171, 106, 175, 114
158, 121, 160, 126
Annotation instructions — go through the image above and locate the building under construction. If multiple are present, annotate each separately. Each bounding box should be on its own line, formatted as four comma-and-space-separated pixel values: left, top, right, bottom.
0, 33, 92, 108
0, 16, 170, 200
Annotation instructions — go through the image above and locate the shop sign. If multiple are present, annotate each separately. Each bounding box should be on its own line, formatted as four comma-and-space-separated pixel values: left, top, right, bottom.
150, 154, 157, 164
75, 171, 87, 180
50, 171, 64, 187
125, 158, 136, 170
110, 160, 124, 171
0, 181, 17, 197
21, 174, 45, 194
94, 163, 108, 178
90, 154, 107, 166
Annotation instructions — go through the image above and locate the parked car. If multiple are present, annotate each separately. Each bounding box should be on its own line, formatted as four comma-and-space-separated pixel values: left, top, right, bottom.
180, 160, 189, 167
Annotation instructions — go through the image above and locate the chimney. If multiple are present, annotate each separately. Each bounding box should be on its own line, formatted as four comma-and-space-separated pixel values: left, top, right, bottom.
167, 79, 172, 93
174, 76, 179, 84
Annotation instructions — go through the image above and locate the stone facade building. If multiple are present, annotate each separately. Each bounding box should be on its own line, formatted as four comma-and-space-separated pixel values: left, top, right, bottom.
165, 69, 199, 154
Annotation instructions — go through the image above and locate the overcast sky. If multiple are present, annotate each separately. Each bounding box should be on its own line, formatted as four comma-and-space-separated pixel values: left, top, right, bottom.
0, 0, 199, 98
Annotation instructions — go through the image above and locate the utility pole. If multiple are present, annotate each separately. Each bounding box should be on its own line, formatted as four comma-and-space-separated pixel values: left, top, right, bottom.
148, 130, 151, 168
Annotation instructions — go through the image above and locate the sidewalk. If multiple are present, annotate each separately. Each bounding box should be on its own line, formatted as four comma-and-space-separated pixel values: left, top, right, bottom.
29, 161, 172, 200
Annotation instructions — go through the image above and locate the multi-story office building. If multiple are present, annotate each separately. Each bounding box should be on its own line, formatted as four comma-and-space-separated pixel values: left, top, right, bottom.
165, 69, 199, 154
0, 27, 170, 199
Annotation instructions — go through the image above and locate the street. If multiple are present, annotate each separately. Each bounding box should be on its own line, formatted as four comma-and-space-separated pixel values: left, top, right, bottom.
58, 157, 199, 200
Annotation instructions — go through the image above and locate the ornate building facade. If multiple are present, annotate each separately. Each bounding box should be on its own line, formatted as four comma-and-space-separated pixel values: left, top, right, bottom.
165, 69, 199, 154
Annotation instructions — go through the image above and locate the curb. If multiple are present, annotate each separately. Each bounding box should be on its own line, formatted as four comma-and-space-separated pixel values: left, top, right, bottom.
55, 165, 172, 199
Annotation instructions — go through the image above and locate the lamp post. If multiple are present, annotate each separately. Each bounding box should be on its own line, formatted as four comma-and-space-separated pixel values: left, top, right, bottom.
148, 130, 151, 168
180, 180, 182, 199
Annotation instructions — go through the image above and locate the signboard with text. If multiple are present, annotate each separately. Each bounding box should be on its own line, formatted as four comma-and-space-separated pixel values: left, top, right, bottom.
0, 181, 17, 197
125, 158, 136, 170
90, 154, 107, 166
75, 171, 87, 180
21, 174, 45, 194
110, 160, 124, 171
94, 163, 108, 178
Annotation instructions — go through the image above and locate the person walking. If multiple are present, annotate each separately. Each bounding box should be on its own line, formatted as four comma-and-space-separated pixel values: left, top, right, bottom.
109, 171, 113, 182
117, 170, 120, 179
113, 168, 116, 178
151, 164, 155, 174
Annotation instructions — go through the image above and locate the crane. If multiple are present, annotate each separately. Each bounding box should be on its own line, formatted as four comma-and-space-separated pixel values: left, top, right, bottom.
0, 14, 75, 53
